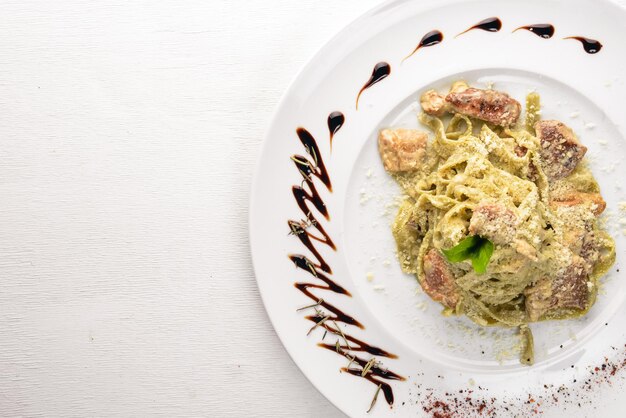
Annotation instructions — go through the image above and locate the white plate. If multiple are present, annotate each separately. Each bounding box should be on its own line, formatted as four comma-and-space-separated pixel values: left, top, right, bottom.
250, 0, 626, 416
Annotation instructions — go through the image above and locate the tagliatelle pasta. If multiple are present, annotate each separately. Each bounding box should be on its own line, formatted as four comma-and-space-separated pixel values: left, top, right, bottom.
381, 87, 615, 364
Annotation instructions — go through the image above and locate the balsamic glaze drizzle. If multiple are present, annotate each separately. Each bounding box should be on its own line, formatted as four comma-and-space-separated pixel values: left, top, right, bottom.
344, 369, 397, 405
565, 36, 603, 54
327, 111, 345, 149
356, 62, 391, 110
456, 17, 502, 37
514, 23, 555, 39
402, 29, 444, 62
333, 343, 404, 405
288, 120, 403, 407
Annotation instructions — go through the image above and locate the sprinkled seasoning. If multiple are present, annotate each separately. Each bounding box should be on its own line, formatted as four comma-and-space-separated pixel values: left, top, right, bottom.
408, 345, 626, 417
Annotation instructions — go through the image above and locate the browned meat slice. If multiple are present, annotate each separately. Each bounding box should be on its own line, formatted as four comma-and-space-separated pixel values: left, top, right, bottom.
420, 90, 447, 116
445, 88, 521, 126
550, 192, 606, 216
524, 256, 588, 321
560, 227, 599, 275
535, 120, 587, 180
422, 249, 460, 309
468, 203, 518, 245
550, 196, 604, 273
378, 129, 428, 172
578, 231, 601, 274
553, 258, 589, 310
524, 278, 552, 322
420, 82, 520, 127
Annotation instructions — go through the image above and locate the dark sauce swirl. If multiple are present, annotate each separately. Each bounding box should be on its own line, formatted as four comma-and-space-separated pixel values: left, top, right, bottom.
457, 17, 502, 37
333, 343, 404, 405
565, 36, 603, 54
402, 30, 443, 62
356, 62, 390, 110
327, 111, 345, 149
514, 23, 555, 39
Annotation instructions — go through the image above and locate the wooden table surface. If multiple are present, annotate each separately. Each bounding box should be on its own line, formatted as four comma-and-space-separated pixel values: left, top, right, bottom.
11, 1, 625, 416
0, 0, 386, 416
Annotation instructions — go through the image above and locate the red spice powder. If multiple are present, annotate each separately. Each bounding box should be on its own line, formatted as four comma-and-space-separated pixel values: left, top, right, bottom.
414, 345, 626, 418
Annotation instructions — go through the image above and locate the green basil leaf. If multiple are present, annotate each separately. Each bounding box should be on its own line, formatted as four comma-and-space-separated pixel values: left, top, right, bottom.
442, 235, 494, 274
471, 238, 494, 274
441, 235, 480, 262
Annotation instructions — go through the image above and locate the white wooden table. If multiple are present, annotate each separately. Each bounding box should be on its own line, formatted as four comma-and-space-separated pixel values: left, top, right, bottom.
0, 0, 383, 416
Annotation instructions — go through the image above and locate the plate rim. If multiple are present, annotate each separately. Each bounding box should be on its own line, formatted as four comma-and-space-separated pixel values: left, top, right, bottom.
248, 0, 626, 416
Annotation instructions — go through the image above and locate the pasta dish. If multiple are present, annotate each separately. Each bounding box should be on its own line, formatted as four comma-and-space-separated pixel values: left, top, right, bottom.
378, 82, 615, 364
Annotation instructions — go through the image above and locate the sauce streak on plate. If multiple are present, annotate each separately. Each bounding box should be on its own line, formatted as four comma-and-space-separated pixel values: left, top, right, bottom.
514, 23, 555, 39
402, 30, 444, 62
457, 17, 502, 37
565, 36, 603, 54
287, 121, 404, 408
356, 62, 391, 110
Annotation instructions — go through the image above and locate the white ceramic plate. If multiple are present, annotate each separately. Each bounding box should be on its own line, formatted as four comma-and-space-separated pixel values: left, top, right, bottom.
250, 0, 626, 416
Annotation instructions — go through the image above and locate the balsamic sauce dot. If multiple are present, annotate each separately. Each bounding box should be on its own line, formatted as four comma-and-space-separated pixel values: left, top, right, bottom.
327, 111, 345, 147
402, 30, 444, 62
457, 17, 502, 37
514, 24, 555, 39
356, 62, 391, 110
565, 36, 603, 54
